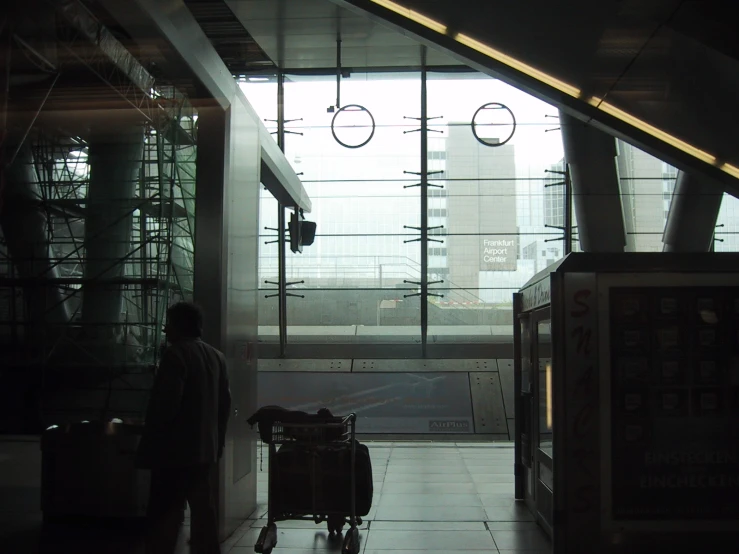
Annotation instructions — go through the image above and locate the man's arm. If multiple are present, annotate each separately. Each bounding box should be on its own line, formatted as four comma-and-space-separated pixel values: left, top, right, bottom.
217, 354, 232, 458
146, 350, 185, 427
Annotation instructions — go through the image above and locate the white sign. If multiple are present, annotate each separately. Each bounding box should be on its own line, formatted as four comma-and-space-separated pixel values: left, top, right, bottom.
480, 236, 518, 271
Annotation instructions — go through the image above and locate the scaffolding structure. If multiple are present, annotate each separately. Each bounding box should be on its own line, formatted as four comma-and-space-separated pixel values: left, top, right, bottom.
0, 87, 197, 427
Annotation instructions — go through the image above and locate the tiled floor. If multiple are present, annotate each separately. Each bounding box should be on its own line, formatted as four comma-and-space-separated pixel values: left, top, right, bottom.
223, 442, 551, 554
0, 441, 551, 554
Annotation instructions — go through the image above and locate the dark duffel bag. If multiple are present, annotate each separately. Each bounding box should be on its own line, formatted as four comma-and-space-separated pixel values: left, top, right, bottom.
271, 441, 373, 517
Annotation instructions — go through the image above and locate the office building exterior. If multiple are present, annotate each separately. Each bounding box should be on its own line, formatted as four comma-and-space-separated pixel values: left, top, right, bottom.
437, 122, 518, 294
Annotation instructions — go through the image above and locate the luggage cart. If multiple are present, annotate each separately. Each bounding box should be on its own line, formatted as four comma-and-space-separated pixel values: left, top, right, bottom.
254, 412, 361, 554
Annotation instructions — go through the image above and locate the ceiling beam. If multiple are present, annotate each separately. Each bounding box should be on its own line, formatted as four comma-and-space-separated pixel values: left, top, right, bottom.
327, 0, 739, 196
98, 0, 311, 212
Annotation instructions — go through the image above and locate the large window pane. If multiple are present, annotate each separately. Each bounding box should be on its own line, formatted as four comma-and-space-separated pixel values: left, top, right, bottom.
425, 74, 565, 340
617, 140, 676, 252
714, 194, 739, 252
280, 73, 423, 342
238, 77, 278, 138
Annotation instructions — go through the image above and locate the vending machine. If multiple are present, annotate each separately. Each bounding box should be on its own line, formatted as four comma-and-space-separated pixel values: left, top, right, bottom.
514, 252, 739, 554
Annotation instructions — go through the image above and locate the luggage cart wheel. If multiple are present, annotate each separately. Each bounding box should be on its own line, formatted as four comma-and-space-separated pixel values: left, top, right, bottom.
328, 515, 345, 535
254, 523, 277, 553
341, 526, 360, 554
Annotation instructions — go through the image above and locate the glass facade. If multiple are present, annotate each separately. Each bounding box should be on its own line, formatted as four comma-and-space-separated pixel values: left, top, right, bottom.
715, 194, 739, 252
617, 141, 739, 254
241, 71, 737, 351
243, 72, 566, 347
424, 74, 565, 339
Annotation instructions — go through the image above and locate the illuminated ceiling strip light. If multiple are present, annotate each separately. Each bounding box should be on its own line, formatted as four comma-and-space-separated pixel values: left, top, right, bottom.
455, 33, 581, 98
721, 164, 739, 179
370, 1, 579, 97
370, 0, 448, 34
370, 0, 738, 179
589, 97, 717, 165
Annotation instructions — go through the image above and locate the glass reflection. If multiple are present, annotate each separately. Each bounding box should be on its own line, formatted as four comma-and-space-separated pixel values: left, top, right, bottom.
538, 319, 552, 452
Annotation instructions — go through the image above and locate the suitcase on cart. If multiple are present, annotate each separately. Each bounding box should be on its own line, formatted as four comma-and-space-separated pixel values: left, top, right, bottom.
272, 440, 373, 517
247, 407, 371, 554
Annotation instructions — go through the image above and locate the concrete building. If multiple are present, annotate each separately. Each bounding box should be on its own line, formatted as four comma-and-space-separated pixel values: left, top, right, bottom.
618, 140, 671, 252
442, 123, 517, 291
544, 160, 567, 229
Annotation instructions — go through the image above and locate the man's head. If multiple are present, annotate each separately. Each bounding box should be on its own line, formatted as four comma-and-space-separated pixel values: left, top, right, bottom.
164, 302, 203, 343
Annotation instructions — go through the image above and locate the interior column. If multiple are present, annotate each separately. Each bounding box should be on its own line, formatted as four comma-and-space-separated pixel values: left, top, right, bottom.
663, 171, 723, 252
559, 111, 626, 252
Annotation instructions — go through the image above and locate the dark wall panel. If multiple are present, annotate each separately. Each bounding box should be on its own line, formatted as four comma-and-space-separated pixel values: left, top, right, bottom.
469, 372, 508, 435
498, 359, 516, 423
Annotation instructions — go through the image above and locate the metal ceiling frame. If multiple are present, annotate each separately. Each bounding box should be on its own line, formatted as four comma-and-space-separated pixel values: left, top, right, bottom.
99, 0, 311, 213
326, 0, 739, 196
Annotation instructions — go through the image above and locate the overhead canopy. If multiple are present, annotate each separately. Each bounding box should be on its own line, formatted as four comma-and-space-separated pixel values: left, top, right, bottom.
260, 127, 311, 211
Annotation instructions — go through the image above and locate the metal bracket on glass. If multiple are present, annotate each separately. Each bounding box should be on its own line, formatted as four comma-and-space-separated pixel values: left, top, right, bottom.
545, 168, 567, 187
544, 114, 560, 133
427, 278, 445, 298
265, 280, 305, 287
427, 225, 445, 244
402, 280, 444, 299
264, 279, 305, 299
266, 117, 304, 136
403, 224, 445, 244
403, 170, 444, 189
714, 223, 725, 245
263, 226, 288, 245
402, 279, 421, 298
403, 225, 444, 244
403, 115, 443, 135
545, 224, 565, 243
403, 224, 422, 243
545, 223, 577, 244
265, 291, 306, 299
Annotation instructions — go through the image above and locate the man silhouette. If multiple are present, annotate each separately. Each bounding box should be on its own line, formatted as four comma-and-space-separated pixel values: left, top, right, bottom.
137, 302, 231, 554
